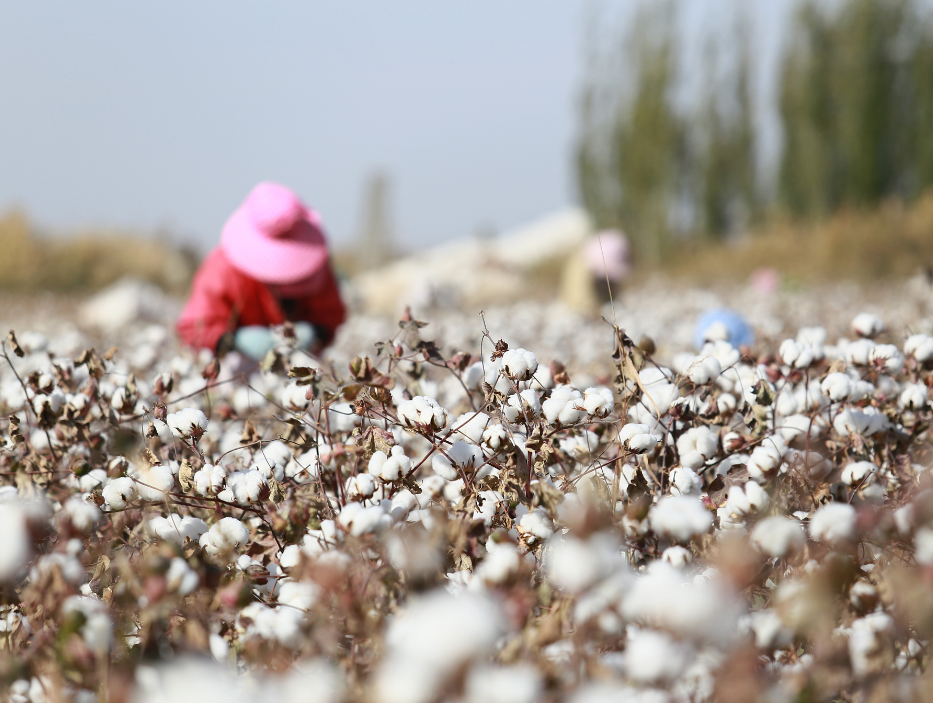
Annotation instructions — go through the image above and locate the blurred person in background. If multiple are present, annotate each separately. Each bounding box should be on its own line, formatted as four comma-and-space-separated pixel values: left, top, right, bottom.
560, 229, 631, 314
177, 182, 346, 359
693, 308, 754, 349
583, 229, 630, 303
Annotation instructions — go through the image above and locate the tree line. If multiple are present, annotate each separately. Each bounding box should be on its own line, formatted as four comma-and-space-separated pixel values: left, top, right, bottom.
577, 0, 933, 266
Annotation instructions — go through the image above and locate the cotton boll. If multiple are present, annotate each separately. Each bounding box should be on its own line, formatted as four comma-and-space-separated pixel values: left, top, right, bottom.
582, 386, 614, 417
232, 385, 267, 416
148, 514, 209, 546
166, 407, 209, 441
746, 437, 787, 481
639, 366, 674, 386
327, 402, 361, 433
542, 385, 585, 426
31, 552, 85, 587
464, 664, 542, 703
277, 581, 320, 611
18, 330, 48, 354
165, 557, 200, 595
462, 361, 485, 390
568, 684, 660, 703
384, 528, 444, 579
441, 479, 464, 505
281, 382, 310, 411
103, 477, 137, 510
226, 469, 268, 505
432, 441, 483, 481
347, 473, 376, 500
619, 423, 661, 454
744, 481, 770, 511
701, 339, 741, 372
724, 482, 770, 519
199, 517, 250, 561
841, 461, 876, 486
134, 465, 175, 501
270, 659, 345, 703
63, 497, 101, 533
779, 339, 815, 369
251, 445, 289, 484
449, 411, 490, 444
194, 464, 226, 496
797, 325, 827, 346
61, 596, 112, 654
623, 561, 742, 644
748, 609, 794, 650
238, 602, 305, 648
676, 426, 718, 470
482, 423, 510, 451
131, 659, 248, 703
500, 348, 538, 381
337, 502, 388, 537
109, 387, 130, 411
503, 389, 541, 423
517, 508, 554, 544
899, 383, 928, 410
559, 431, 599, 462
868, 344, 904, 374
379, 445, 413, 482
821, 372, 852, 401
470, 489, 502, 526
809, 502, 857, 545
849, 580, 879, 611
475, 543, 521, 585
914, 528, 933, 565
397, 396, 449, 432
628, 432, 661, 454
623, 628, 694, 684
77, 468, 108, 493
833, 406, 889, 437
33, 390, 65, 417
893, 504, 915, 537
635, 381, 680, 419
775, 389, 799, 417
778, 414, 823, 443
670, 466, 702, 496
373, 590, 502, 703
905, 333, 933, 362
703, 320, 731, 343
846, 338, 876, 366
661, 546, 693, 568
649, 496, 713, 542
716, 392, 738, 415
545, 534, 623, 593
848, 613, 894, 678
0, 503, 33, 582
852, 312, 883, 338
683, 354, 722, 385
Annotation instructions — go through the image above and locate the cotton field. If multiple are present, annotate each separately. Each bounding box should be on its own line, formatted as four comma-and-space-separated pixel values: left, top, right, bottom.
3, 282, 933, 703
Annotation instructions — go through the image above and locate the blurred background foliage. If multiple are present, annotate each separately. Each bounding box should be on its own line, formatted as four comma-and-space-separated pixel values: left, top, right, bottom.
578, 0, 933, 279
0, 210, 196, 294
3, 0, 932, 293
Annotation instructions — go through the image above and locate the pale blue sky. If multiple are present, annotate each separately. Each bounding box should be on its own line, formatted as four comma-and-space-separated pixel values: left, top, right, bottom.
0, 1, 790, 252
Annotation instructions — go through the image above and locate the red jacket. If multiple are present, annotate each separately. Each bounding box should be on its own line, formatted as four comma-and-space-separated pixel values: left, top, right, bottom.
177, 247, 346, 351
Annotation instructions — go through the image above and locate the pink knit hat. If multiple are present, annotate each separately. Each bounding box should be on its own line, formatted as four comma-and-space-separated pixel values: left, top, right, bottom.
220, 182, 330, 285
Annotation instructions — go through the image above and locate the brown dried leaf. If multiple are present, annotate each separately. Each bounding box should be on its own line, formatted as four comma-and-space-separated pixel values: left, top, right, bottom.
6, 330, 24, 358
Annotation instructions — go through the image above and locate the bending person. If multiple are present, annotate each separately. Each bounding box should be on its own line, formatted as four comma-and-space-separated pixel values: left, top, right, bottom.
177, 182, 346, 359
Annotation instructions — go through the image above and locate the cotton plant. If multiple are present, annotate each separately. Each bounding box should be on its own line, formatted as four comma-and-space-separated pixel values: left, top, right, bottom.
1, 307, 933, 703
